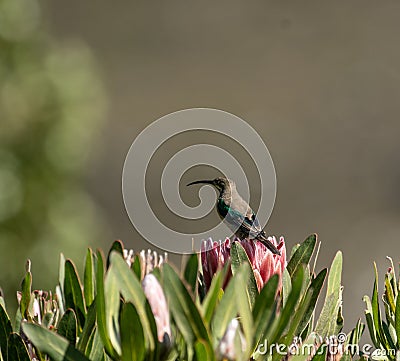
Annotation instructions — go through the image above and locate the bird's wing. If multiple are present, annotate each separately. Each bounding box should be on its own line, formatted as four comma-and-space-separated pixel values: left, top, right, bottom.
225, 207, 262, 237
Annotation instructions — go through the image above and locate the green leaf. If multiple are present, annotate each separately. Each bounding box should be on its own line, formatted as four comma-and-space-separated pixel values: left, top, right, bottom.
268, 267, 304, 345
104, 268, 122, 354
96, 250, 119, 360
371, 263, 389, 350
286, 234, 317, 278
282, 268, 292, 307
56, 285, 65, 316
7, 333, 30, 361
396, 288, 400, 349
184, 254, 199, 294
77, 300, 97, 353
296, 268, 327, 335
163, 264, 211, 349
233, 264, 254, 357
84, 248, 96, 308
20, 262, 32, 320
311, 343, 327, 361
0, 302, 12, 358
88, 329, 106, 361
144, 299, 160, 360
22, 322, 91, 361
64, 260, 86, 329
288, 333, 320, 361
107, 252, 156, 354
57, 309, 77, 345
384, 274, 396, 316
212, 273, 239, 343
271, 288, 313, 361
201, 270, 223, 325
364, 295, 380, 349
107, 240, 124, 269
230, 242, 258, 306
290, 244, 300, 258
195, 339, 212, 360
382, 321, 396, 352
253, 274, 279, 347
347, 319, 365, 348
131, 255, 141, 280
315, 251, 343, 338
120, 303, 145, 361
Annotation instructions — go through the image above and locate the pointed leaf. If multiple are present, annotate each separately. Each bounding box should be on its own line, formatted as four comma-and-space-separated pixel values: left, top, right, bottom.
347, 319, 365, 348
64, 260, 86, 329
0, 303, 12, 359
96, 250, 119, 359
84, 248, 96, 307
22, 322, 91, 361
315, 251, 342, 338
120, 303, 145, 361
268, 267, 304, 345
311, 343, 327, 361
107, 252, 156, 354
184, 254, 199, 294
364, 295, 380, 349
77, 300, 97, 353
88, 329, 106, 361
163, 264, 211, 348
296, 268, 327, 335
201, 270, 223, 325
104, 269, 121, 354
371, 263, 389, 350
253, 274, 279, 346
282, 268, 292, 307
57, 309, 77, 345
271, 290, 313, 361
233, 264, 254, 357
131, 255, 141, 280
230, 242, 258, 306
107, 240, 124, 269
286, 234, 317, 278
7, 333, 30, 361
195, 339, 212, 360
212, 273, 240, 343
20, 263, 32, 320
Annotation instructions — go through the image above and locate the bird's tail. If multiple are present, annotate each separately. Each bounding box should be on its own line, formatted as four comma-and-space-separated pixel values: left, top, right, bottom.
258, 235, 281, 255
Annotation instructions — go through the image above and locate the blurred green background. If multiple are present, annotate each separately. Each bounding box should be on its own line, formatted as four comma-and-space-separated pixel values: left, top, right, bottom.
1, 0, 400, 331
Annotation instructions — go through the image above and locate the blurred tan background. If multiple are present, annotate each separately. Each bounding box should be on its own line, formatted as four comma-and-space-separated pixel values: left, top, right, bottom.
1, 0, 400, 331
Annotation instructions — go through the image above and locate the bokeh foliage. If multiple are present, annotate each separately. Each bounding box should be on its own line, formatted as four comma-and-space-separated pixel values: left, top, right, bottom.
0, 0, 107, 308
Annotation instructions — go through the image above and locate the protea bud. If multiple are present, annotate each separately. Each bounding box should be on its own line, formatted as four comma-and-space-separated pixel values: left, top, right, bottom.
201, 236, 286, 292
123, 248, 167, 279
142, 274, 171, 345
17, 289, 59, 327
139, 249, 167, 279
217, 318, 246, 361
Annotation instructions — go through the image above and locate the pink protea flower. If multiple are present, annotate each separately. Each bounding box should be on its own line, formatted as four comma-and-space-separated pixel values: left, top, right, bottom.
201, 236, 286, 292
142, 274, 171, 345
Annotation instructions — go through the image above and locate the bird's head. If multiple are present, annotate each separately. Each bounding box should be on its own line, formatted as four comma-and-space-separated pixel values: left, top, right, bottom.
186, 177, 234, 193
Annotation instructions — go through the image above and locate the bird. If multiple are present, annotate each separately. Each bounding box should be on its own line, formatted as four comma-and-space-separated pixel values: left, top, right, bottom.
187, 177, 280, 255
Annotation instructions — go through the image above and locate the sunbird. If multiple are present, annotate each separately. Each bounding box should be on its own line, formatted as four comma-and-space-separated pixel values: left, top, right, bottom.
187, 177, 280, 255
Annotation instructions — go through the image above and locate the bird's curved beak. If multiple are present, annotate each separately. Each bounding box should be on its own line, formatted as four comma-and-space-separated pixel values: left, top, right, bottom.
186, 179, 214, 186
